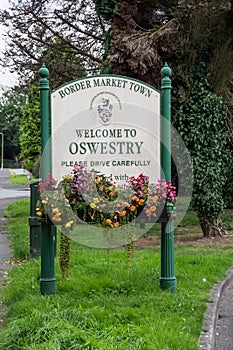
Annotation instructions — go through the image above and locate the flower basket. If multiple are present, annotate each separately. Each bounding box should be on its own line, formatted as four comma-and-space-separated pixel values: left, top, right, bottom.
36, 168, 177, 231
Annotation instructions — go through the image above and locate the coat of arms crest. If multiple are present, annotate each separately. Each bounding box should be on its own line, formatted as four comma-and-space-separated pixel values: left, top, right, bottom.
97, 98, 113, 125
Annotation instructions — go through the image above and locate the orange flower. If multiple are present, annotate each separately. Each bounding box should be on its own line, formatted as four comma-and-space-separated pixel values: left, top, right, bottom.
153, 195, 158, 203
119, 210, 127, 217
113, 222, 120, 228
109, 191, 115, 197
130, 205, 136, 211
124, 202, 130, 208
105, 219, 112, 226
149, 205, 156, 212
52, 215, 62, 222
132, 196, 139, 202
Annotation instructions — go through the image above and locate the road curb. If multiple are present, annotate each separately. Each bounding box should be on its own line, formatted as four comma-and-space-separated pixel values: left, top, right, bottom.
199, 267, 233, 350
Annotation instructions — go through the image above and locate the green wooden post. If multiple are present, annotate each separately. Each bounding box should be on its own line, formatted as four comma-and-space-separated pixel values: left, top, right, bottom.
160, 63, 176, 292
39, 64, 56, 295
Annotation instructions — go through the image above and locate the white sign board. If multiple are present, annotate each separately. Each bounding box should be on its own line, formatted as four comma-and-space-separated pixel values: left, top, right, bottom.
51, 75, 160, 184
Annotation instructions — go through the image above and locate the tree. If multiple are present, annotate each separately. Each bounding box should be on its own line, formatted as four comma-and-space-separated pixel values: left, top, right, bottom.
95, 0, 233, 237
0, 0, 108, 89
174, 67, 231, 236
40, 39, 87, 89
1, 0, 232, 237
20, 86, 41, 172
0, 0, 108, 174
0, 90, 26, 160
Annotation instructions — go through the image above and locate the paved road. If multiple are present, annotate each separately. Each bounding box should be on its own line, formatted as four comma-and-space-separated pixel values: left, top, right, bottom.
0, 168, 30, 270
214, 274, 233, 350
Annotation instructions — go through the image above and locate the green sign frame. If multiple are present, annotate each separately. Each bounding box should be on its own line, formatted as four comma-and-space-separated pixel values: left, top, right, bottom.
38, 63, 176, 295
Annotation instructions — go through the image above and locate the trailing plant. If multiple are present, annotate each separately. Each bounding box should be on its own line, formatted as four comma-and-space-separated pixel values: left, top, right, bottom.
59, 229, 71, 279
36, 174, 74, 279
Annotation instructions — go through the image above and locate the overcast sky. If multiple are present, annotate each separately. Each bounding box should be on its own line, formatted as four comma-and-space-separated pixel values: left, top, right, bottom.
0, 0, 18, 94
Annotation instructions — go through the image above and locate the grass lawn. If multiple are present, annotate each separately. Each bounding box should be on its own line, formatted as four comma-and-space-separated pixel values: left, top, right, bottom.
1, 199, 233, 349
8, 174, 38, 185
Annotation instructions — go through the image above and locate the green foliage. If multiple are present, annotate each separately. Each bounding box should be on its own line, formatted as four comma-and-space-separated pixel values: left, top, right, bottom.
222, 162, 233, 208
20, 86, 41, 171
93, 0, 119, 20
93, 0, 118, 73
101, 28, 113, 73
41, 39, 87, 90
173, 65, 231, 232
0, 90, 26, 159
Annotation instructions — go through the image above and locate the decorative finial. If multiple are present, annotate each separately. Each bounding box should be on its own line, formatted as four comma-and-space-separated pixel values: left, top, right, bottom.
39, 63, 49, 78
161, 62, 171, 77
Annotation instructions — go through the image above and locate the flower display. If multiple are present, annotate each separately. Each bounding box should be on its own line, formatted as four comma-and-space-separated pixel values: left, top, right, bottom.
36, 173, 76, 227
154, 179, 176, 203
36, 166, 176, 279
36, 165, 176, 230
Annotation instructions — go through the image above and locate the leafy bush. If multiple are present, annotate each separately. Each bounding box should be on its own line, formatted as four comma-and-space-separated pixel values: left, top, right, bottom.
20, 86, 41, 172
173, 65, 231, 236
